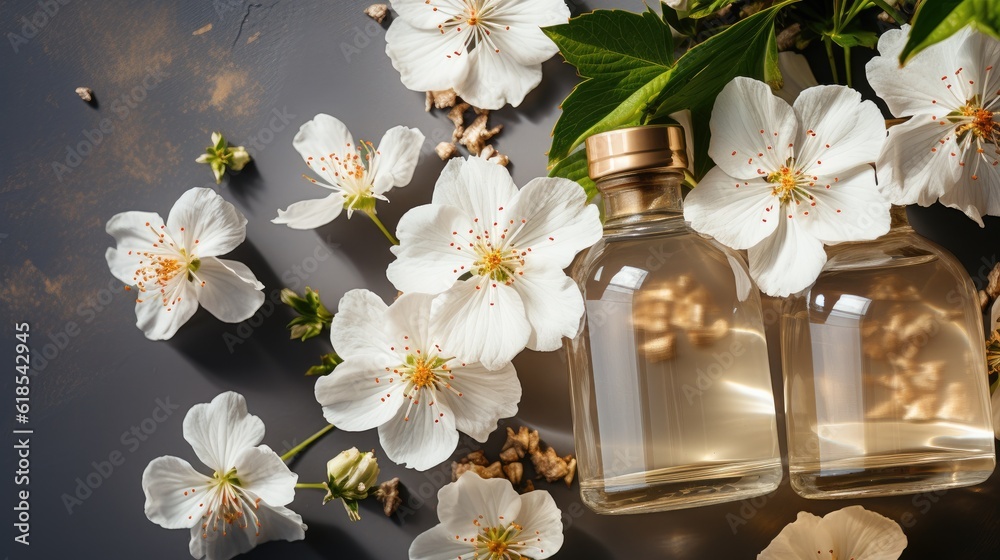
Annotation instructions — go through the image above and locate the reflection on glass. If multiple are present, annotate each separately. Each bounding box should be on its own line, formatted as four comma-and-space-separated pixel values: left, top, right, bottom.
782, 220, 996, 499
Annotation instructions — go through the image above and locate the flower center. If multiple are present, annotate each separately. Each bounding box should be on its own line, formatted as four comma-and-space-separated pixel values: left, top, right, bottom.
956, 101, 998, 142
410, 361, 436, 388
474, 246, 523, 283
197, 469, 264, 539
766, 164, 806, 205
303, 139, 381, 213
474, 522, 524, 560
130, 224, 204, 310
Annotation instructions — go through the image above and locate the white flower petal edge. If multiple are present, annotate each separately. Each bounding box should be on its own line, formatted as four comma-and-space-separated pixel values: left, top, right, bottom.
409, 472, 564, 560
758, 505, 907, 560
385, 0, 570, 110
141, 392, 305, 560
274, 113, 424, 228
388, 157, 602, 368
684, 77, 889, 297
867, 25, 1000, 227
315, 289, 522, 471
105, 187, 264, 340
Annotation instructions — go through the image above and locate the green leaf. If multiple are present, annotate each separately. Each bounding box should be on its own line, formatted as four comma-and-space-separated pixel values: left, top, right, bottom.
543, 7, 675, 167
684, 0, 736, 20
306, 352, 342, 376
900, 0, 1000, 65
828, 29, 878, 49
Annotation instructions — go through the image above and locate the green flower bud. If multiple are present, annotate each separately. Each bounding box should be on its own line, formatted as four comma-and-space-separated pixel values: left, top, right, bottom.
324, 448, 380, 521
195, 132, 252, 184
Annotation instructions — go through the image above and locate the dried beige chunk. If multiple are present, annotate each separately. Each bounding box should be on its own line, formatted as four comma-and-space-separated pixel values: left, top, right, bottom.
435, 142, 459, 161
452, 460, 504, 481
502, 462, 523, 485
426, 89, 459, 111
75, 87, 94, 102
364, 3, 389, 23
459, 113, 504, 155
481, 145, 510, 167
374, 477, 402, 517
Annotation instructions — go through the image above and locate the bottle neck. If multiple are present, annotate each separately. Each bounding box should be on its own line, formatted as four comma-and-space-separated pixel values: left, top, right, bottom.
597, 170, 685, 228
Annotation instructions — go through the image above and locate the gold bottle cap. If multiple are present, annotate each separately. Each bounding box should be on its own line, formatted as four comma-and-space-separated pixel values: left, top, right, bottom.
585, 125, 688, 181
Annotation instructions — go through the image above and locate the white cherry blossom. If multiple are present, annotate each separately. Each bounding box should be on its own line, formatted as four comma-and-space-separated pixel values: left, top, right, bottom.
141, 392, 305, 560
409, 472, 564, 560
105, 187, 265, 340
385, 0, 570, 110
315, 289, 522, 471
867, 25, 1000, 226
386, 156, 602, 369
683, 77, 890, 297
273, 113, 424, 230
758, 506, 907, 560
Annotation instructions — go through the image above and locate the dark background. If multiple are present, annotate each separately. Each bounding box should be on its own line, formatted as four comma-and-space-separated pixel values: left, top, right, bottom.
1, 0, 998, 558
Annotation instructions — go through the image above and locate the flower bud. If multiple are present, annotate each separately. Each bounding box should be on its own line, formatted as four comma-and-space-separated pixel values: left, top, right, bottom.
324, 448, 380, 521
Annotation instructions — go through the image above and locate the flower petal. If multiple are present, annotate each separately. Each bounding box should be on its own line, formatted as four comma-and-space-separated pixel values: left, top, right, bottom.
876, 114, 962, 207
438, 472, 521, 538
105, 210, 169, 284
937, 149, 1000, 227
378, 389, 459, 471
188, 504, 305, 560
385, 18, 472, 93
757, 512, 831, 560
167, 188, 247, 257
293, 113, 354, 167
747, 212, 827, 297
387, 203, 476, 294
314, 354, 405, 432
512, 490, 564, 559
683, 166, 779, 250
142, 456, 212, 529
708, 77, 798, 180
272, 193, 346, 230
231, 445, 297, 507
823, 506, 907, 560
134, 279, 199, 341
195, 258, 265, 323
795, 166, 890, 244
408, 523, 476, 560
430, 279, 531, 370
512, 263, 584, 352
330, 289, 394, 360
865, 25, 969, 117
371, 125, 426, 194
442, 361, 521, 442
506, 177, 602, 270
384, 292, 435, 355
793, 85, 886, 177
484, 0, 568, 66
432, 157, 519, 220
457, 46, 543, 109
392, 0, 467, 29
183, 392, 266, 473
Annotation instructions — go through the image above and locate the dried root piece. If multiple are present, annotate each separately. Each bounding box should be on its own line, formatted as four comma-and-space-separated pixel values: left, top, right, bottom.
75, 87, 94, 103
374, 477, 402, 517
980, 290, 991, 311
364, 3, 389, 23
463, 450, 490, 467
502, 462, 523, 486
425, 88, 459, 111
481, 145, 510, 167
435, 142, 459, 161
452, 460, 504, 481
459, 113, 504, 155
447, 102, 470, 139
522, 480, 535, 493
986, 263, 1000, 300
530, 446, 576, 485
500, 426, 538, 463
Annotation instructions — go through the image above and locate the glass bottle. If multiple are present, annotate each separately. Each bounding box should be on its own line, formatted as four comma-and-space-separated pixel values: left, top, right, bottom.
782, 206, 996, 499
566, 125, 782, 514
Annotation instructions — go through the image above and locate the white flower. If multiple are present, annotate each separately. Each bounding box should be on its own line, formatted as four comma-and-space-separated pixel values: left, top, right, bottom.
385, 0, 570, 110
141, 392, 306, 560
409, 471, 564, 560
867, 25, 1000, 226
683, 77, 890, 297
758, 505, 907, 560
105, 187, 265, 340
315, 289, 522, 471
386, 157, 602, 369
273, 114, 424, 230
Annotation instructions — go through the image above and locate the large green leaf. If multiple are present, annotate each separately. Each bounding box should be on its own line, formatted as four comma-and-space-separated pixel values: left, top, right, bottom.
543, 7, 675, 168
900, 0, 1000, 65
547, 1, 796, 183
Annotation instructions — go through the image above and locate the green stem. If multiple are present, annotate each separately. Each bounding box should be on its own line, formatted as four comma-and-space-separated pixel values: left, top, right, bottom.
295, 482, 329, 490
280, 424, 335, 462
844, 45, 853, 88
365, 210, 399, 246
824, 37, 841, 84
